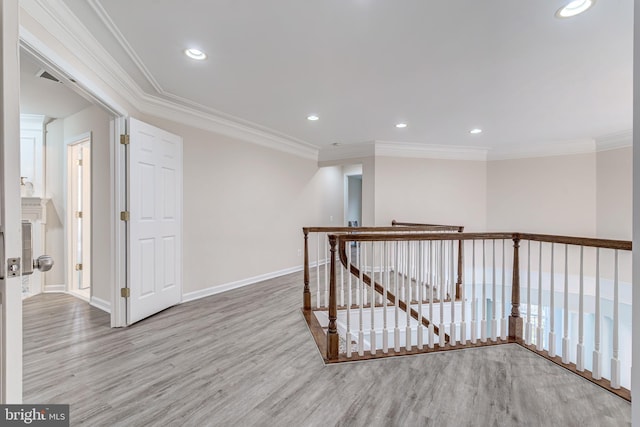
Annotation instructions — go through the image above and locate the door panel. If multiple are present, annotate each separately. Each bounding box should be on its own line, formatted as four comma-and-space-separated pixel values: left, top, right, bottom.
127, 118, 182, 324
1, 0, 23, 403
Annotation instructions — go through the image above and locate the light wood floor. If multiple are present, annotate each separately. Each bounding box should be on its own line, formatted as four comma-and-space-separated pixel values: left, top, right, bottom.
23, 271, 630, 426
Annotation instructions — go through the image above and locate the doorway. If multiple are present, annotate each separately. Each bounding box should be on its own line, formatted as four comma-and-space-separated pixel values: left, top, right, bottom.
343, 164, 363, 227
67, 135, 92, 301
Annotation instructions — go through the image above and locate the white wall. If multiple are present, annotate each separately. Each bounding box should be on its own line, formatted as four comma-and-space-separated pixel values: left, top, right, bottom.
487, 153, 597, 236
596, 147, 632, 240
44, 105, 112, 304
137, 116, 344, 295
374, 156, 487, 230
44, 119, 65, 288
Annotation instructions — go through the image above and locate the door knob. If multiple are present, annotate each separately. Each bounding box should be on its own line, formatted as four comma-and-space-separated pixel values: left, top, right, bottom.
34, 255, 54, 272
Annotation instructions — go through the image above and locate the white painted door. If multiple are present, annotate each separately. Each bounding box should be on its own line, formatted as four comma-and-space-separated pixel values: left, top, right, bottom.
0, 0, 23, 403
127, 118, 182, 324
68, 139, 91, 297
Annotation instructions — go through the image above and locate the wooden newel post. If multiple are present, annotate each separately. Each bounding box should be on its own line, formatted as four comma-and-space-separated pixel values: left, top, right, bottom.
509, 236, 523, 340
327, 235, 339, 360
303, 229, 311, 310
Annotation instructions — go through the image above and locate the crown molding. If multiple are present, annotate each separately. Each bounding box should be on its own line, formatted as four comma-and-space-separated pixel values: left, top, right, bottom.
375, 141, 489, 161
87, 0, 164, 94
487, 138, 596, 161
19, 114, 45, 130
595, 130, 632, 152
20, 0, 319, 161
318, 142, 375, 164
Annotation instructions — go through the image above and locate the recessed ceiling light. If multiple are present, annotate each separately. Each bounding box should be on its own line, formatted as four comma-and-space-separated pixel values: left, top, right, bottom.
307, 115, 319, 121
185, 48, 207, 60
470, 128, 483, 134
395, 123, 407, 129
555, 0, 595, 18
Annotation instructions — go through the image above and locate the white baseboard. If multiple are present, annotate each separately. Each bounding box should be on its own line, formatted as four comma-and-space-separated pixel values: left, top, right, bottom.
182, 265, 303, 303
44, 284, 66, 293
90, 296, 111, 313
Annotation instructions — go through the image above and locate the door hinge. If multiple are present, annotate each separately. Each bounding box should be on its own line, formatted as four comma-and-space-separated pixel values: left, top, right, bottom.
75, 211, 83, 219
77, 159, 83, 166
120, 211, 130, 221
120, 134, 130, 145
75, 263, 83, 271
121, 287, 130, 298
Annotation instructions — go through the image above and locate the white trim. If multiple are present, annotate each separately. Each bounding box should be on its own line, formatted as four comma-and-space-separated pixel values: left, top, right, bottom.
43, 284, 66, 293
111, 117, 126, 327
487, 139, 596, 161
68, 289, 90, 303
319, 142, 375, 163
90, 296, 111, 313
87, 0, 163, 93
375, 141, 489, 161
182, 266, 303, 303
595, 130, 633, 152
19, 114, 45, 131
66, 132, 92, 299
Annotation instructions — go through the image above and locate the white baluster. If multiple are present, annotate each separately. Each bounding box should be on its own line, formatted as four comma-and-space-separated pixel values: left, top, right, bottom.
471, 240, 477, 344
401, 242, 406, 301
383, 241, 389, 354
481, 240, 487, 343
611, 250, 621, 389
358, 243, 365, 356
346, 241, 352, 358
536, 242, 544, 351
378, 242, 384, 306
370, 242, 376, 355
592, 248, 602, 380
460, 239, 467, 345
406, 241, 412, 351
450, 240, 456, 346
501, 239, 507, 341
429, 240, 436, 348
576, 246, 585, 372
491, 240, 497, 342
340, 248, 344, 307
562, 244, 569, 364
549, 243, 556, 358
394, 241, 401, 352
439, 240, 445, 347
525, 240, 532, 345
417, 242, 424, 350
414, 240, 419, 304
316, 233, 321, 308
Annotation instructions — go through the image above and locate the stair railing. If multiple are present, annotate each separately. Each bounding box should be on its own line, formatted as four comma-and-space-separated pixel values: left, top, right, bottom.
317, 230, 631, 401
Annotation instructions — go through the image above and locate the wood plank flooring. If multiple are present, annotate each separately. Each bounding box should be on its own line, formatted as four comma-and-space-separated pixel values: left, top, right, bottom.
23, 271, 630, 426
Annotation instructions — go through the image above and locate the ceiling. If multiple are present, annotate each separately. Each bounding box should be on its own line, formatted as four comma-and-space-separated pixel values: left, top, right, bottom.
59, 0, 633, 153
20, 50, 92, 119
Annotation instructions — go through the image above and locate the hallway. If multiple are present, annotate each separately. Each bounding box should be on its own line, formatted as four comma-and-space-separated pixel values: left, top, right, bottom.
23, 272, 630, 426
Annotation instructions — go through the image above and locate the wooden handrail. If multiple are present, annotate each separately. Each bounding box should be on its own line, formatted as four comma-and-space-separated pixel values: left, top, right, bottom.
392, 220, 463, 232
331, 232, 631, 251
517, 233, 631, 251
304, 225, 463, 233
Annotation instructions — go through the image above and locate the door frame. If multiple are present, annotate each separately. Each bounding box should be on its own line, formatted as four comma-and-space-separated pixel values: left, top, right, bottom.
19, 35, 129, 327
65, 133, 91, 301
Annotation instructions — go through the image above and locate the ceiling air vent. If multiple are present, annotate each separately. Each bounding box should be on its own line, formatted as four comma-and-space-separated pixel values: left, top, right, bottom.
36, 69, 61, 83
